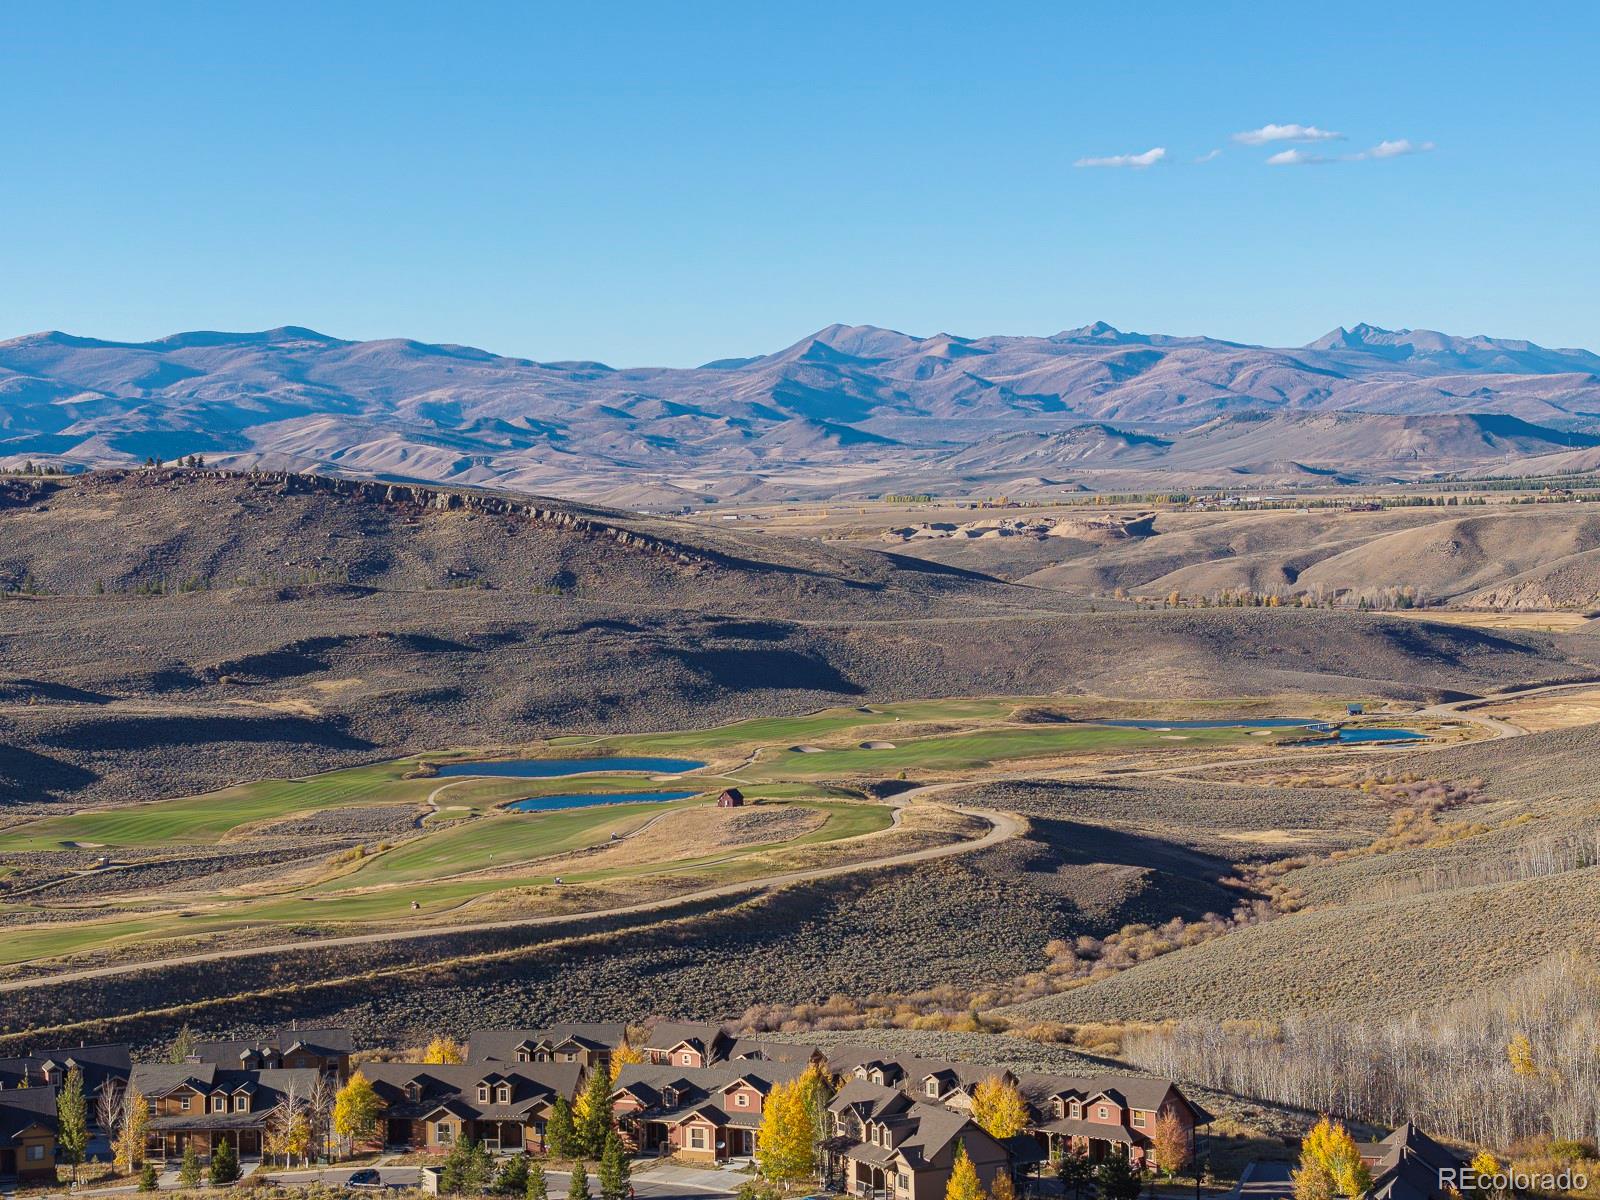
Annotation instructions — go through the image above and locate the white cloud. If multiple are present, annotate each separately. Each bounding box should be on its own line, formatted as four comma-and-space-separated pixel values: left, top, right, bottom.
1075, 146, 1166, 169
1266, 148, 1332, 166
1194, 148, 1222, 163
1361, 138, 1436, 159
1234, 123, 1344, 145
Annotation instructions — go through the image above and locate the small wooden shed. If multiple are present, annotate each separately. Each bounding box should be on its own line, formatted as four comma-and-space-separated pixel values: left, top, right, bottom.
716, 788, 745, 808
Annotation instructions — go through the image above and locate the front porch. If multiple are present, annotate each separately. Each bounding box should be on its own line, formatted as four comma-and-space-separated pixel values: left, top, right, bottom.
147, 1127, 263, 1162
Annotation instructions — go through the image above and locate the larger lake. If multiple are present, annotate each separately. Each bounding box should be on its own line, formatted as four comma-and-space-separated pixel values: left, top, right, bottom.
436, 756, 706, 778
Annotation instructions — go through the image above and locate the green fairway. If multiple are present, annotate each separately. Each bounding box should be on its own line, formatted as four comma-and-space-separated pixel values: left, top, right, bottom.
742, 723, 1255, 778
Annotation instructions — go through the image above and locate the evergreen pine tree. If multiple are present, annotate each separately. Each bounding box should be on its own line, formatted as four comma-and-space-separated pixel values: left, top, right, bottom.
179, 1141, 203, 1187
495, 1155, 529, 1196
569, 1161, 593, 1200
576, 1068, 614, 1158
547, 1097, 577, 1159
599, 1130, 631, 1200
211, 1138, 241, 1185
139, 1164, 159, 1192
527, 1159, 549, 1200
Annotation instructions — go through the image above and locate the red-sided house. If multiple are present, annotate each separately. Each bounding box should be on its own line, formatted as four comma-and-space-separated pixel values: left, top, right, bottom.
1021, 1072, 1212, 1167
360, 1062, 584, 1154
825, 1080, 1011, 1200
611, 1061, 804, 1162
640, 1023, 735, 1068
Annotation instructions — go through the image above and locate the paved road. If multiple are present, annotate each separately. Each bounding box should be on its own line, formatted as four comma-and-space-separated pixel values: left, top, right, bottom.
0, 803, 1023, 993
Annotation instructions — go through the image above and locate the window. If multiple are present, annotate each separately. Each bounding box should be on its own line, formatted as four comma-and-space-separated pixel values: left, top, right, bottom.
235, 1096, 249, 1113
437, 1122, 455, 1146
899, 1175, 910, 1192
1132, 1112, 1147, 1128
212, 1096, 226, 1113
478, 1086, 490, 1102
681, 1053, 694, 1066
735, 1092, 749, 1107
1097, 1106, 1108, 1120
180, 1096, 191, 1112
1069, 1102, 1081, 1118
498, 1086, 511, 1104
690, 1127, 707, 1150
926, 1080, 939, 1096
516, 1051, 530, 1064
27, 1145, 46, 1162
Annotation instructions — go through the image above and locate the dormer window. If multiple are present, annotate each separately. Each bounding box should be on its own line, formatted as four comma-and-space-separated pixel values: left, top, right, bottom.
497, 1086, 511, 1104
478, 1085, 490, 1102
180, 1096, 192, 1112
235, 1096, 249, 1113
925, 1080, 939, 1097
212, 1096, 226, 1113
663, 1087, 678, 1107
1070, 1102, 1081, 1118
681, 1053, 694, 1066
405, 1082, 422, 1101
735, 1092, 749, 1107
516, 1051, 530, 1063
1098, 1106, 1108, 1120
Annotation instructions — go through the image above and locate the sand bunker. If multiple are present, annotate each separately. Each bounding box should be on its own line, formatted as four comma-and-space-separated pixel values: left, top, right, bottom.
860, 741, 897, 750
1159, 735, 1190, 741
791, 744, 824, 753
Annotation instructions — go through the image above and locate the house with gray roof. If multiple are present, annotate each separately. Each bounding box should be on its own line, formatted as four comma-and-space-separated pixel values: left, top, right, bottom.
190, 1024, 354, 1082
824, 1079, 1010, 1200
467, 1024, 625, 1072
130, 1063, 323, 1162
0, 1088, 58, 1183
611, 1060, 806, 1162
359, 1062, 584, 1155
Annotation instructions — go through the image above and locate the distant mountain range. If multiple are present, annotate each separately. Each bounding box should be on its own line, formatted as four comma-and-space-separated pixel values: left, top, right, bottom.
3, 321, 1598, 504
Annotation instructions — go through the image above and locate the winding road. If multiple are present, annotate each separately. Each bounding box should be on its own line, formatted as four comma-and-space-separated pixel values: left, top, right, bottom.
7, 677, 1595, 997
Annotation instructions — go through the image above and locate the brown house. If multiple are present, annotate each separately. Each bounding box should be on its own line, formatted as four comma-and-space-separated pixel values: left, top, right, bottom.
611, 1061, 805, 1162
467, 1024, 625, 1072
132, 1064, 323, 1162
360, 1062, 585, 1155
0, 1089, 58, 1182
825, 1080, 1011, 1200
191, 1025, 355, 1083
717, 789, 745, 808
0, 1043, 131, 1130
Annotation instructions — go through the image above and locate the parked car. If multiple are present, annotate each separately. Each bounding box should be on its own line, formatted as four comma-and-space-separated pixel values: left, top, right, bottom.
347, 1168, 385, 1191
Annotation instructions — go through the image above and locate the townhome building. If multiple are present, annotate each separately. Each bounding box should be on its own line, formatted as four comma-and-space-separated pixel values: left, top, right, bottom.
611, 1061, 806, 1161
191, 1025, 354, 1083
0, 1089, 58, 1182
824, 1079, 1011, 1200
359, 1062, 585, 1155
1357, 1123, 1467, 1200
0, 1043, 131, 1128
1019, 1071, 1212, 1167
467, 1024, 625, 1072
131, 1063, 323, 1162
639, 1022, 736, 1068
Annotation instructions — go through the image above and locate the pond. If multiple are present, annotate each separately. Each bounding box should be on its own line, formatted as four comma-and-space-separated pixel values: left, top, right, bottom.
1095, 718, 1317, 730
1335, 728, 1426, 742
506, 790, 699, 813
435, 756, 707, 778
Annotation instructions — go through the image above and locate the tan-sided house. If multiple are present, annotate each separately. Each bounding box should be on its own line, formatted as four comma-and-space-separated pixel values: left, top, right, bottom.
0, 1043, 131, 1132
132, 1064, 323, 1162
0, 1088, 58, 1182
191, 1025, 355, 1083
825, 1080, 1011, 1200
467, 1025, 625, 1072
611, 1061, 805, 1162
360, 1062, 584, 1155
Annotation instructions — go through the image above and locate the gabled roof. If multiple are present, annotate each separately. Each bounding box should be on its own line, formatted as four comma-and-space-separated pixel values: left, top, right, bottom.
642, 1021, 727, 1058
467, 1024, 626, 1063
0, 1043, 131, 1092
190, 1025, 354, 1065
128, 1066, 323, 1120
0, 1087, 58, 1149
828, 1080, 996, 1171
358, 1062, 583, 1122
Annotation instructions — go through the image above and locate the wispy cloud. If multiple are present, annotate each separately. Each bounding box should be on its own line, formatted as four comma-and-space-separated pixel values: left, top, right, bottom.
1235, 123, 1344, 145
1075, 147, 1166, 169
1193, 148, 1222, 163
1359, 138, 1436, 159
1266, 148, 1332, 166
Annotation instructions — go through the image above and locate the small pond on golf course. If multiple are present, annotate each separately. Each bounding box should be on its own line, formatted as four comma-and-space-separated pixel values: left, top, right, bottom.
506, 790, 699, 813
435, 756, 707, 778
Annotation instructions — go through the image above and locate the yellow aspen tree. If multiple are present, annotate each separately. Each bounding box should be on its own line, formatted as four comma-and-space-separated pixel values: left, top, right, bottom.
971, 1076, 1029, 1140
946, 1142, 985, 1200
423, 1036, 466, 1065
608, 1042, 644, 1087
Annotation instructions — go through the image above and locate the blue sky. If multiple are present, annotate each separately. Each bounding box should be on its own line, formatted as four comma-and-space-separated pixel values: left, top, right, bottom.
2, 1, 1595, 365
